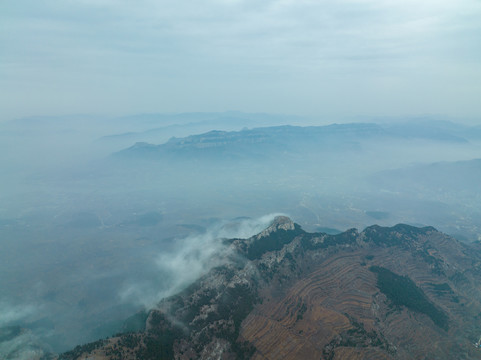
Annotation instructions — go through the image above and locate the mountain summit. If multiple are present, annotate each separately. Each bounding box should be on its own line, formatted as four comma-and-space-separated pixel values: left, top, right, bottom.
61, 218, 481, 360
256, 216, 296, 237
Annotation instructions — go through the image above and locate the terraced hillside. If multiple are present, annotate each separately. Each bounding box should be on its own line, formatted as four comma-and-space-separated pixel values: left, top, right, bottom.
60, 217, 481, 360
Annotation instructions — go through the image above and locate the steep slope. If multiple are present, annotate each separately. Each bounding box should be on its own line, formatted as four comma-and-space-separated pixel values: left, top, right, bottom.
60, 217, 481, 360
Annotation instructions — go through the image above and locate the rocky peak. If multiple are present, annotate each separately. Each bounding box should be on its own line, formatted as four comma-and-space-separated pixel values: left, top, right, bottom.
59, 219, 481, 360
255, 216, 295, 240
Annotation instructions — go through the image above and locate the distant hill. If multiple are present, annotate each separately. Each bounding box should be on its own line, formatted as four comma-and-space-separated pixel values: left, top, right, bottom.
60, 216, 481, 360
114, 121, 473, 162
96, 112, 306, 150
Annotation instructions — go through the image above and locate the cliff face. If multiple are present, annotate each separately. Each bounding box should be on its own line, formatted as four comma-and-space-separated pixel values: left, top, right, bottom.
61, 217, 481, 360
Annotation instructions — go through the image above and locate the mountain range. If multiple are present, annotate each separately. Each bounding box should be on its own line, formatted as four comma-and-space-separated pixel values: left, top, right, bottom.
58, 216, 481, 360
114, 121, 477, 161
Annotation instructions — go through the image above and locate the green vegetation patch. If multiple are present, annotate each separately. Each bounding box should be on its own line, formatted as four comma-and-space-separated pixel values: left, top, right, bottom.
122, 310, 149, 333
370, 266, 448, 330
59, 339, 109, 360
136, 311, 184, 360
322, 315, 391, 359
185, 283, 258, 359
363, 224, 435, 247
246, 225, 304, 260
300, 229, 358, 251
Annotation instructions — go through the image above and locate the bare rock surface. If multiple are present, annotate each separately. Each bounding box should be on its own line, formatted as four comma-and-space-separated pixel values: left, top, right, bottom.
59, 217, 481, 360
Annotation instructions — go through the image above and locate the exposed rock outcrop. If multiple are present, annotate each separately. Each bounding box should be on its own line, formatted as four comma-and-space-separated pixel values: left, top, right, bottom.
60, 217, 481, 360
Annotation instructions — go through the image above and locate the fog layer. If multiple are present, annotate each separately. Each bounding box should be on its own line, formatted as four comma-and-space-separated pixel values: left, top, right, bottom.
1, 112, 480, 356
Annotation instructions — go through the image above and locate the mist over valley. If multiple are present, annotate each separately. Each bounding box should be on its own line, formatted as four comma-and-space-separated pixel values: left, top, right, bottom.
3, 0, 481, 356
1, 112, 481, 358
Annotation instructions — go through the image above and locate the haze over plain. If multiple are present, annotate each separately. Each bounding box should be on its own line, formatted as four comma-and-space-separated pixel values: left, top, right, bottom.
1, 0, 481, 358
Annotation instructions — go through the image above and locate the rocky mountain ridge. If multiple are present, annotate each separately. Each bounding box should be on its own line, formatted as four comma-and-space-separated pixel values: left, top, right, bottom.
60, 216, 481, 360
115, 122, 475, 161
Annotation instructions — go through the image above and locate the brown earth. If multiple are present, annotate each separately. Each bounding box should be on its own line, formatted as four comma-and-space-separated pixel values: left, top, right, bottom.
59, 217, 481, 360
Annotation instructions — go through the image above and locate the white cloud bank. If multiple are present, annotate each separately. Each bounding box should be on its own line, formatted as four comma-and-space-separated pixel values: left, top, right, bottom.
120, 214, 283, 308
0, 301, 37, 327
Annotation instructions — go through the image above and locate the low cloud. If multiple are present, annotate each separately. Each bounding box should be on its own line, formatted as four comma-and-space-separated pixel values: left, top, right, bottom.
0, 301, 47, 360
120, 213, 283, 308
0, 301, 37, 327
0, 330, 46, 360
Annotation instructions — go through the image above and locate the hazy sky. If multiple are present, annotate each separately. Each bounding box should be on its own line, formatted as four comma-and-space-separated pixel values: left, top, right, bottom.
1, 0, 480, 122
